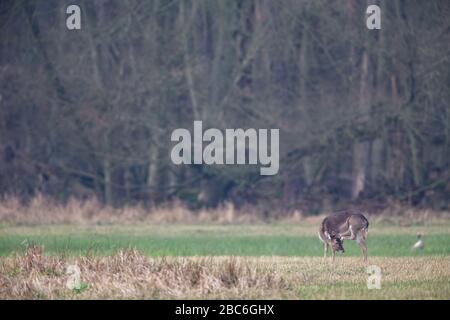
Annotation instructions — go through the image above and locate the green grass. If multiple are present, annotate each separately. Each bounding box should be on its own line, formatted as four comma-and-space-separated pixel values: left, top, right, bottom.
1, 223, 450, 299
297, 278, 450, 299
1, 223, 449, 257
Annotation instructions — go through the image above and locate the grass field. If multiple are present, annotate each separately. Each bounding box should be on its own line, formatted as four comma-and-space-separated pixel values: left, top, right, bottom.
2, 223, 450, 257
1, 221, 450, 299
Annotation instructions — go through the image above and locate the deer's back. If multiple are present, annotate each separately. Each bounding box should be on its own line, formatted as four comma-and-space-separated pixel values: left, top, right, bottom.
322, 209, 368, 234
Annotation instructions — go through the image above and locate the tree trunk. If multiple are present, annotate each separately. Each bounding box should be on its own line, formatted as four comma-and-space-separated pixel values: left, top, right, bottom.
103, 156, 113, 206
352, 51, 371, 200
147, 144, 159, 193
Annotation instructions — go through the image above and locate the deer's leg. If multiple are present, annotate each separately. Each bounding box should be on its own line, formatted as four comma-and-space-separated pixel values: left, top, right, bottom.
324, 241, 329, 258
339, 220, 352, 240
339, 232, 352, 240
339, 226, 356, 241
361, 227, 369, 240
356, 233, 368, 262
331, 248, 335, 263
339, 228, 351, 238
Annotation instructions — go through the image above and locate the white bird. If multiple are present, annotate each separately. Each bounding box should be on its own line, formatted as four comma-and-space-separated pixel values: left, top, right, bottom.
412, 233, 424, 251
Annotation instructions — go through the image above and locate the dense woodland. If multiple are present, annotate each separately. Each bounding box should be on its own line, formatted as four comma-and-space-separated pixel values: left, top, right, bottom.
0, 0, 449, 213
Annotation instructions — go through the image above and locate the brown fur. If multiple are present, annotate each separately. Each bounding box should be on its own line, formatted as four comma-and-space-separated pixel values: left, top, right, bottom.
318, 209, 369, 262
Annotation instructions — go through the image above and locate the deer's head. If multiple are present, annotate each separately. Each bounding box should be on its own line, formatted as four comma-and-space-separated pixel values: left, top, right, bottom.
329, 231, 345, 253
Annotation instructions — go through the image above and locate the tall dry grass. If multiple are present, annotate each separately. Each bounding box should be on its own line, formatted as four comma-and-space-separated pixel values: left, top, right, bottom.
2, 246, 450, 299
0, 194, 247, 224
0, 194, 448, 225
0, 247, 287, 299
0, 194, 297, 225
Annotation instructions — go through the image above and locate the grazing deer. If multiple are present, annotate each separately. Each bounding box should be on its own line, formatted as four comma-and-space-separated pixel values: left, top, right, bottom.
318, 209, 369, 262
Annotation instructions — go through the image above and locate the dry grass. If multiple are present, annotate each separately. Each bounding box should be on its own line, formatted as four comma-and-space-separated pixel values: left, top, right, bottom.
2, 196, 449, 299
0, 195, 263, 225
1, 247, 449, 299
1, 194, 449, 225
0, 247, 287, 299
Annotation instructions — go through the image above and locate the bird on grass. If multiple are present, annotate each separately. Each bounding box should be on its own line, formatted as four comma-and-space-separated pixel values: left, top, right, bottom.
412, 233, 424, 251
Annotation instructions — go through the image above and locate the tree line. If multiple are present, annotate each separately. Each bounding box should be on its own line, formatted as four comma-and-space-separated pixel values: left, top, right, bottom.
0, 0, 449, 213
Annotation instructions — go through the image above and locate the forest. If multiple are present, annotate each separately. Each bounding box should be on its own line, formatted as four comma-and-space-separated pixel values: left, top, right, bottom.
0, 0, 449, 214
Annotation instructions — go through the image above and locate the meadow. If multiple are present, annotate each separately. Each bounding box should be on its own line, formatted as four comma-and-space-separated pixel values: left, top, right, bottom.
1, 220, 450, 299
1, 223, 450, 257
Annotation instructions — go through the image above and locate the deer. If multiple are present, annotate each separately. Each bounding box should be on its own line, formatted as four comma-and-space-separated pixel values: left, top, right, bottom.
318, 209, 369, 262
